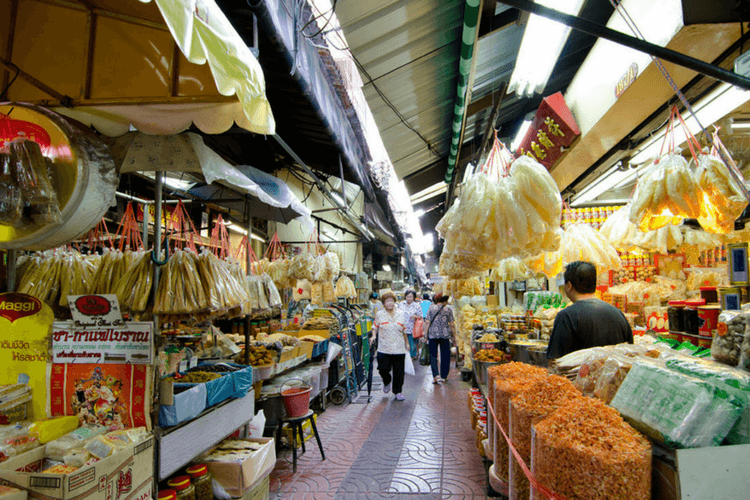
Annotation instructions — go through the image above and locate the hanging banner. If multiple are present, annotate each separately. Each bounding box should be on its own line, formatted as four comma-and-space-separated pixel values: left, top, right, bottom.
48, 363, 151, 430
51, 322, 153, 364
515, 92, 581, 170
0, 293, 53, 420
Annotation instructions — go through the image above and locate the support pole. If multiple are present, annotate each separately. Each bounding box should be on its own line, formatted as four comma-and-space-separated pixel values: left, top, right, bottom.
6, 249, 17, 292
142, 203, 150, 251
499, 0, 750, 91
153, 171, 163, 331
245, 211, 253, 366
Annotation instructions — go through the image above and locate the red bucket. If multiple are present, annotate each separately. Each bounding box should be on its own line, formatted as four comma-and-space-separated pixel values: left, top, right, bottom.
280, 380, 311, 418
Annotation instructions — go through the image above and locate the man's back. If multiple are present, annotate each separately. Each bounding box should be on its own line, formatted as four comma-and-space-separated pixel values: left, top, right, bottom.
547, 298, 633, 359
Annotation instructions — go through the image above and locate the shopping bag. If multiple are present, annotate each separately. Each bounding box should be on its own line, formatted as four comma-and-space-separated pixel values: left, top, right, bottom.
412, 318, 424, 339
419, 342, 430, 366
404, 353, 415, 375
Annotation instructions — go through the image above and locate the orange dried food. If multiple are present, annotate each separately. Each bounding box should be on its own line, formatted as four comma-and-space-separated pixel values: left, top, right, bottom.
531, 397, 651, 500
476, 348, 506, 362
509, 376, 582, 500
492, 363, 548, 482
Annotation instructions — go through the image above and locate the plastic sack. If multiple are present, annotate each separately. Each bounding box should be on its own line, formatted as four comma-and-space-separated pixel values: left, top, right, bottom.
0, 152, 23, 227
561, 223, 621, 272
113, 250, 153, 313
530, 397, 651, 500
627, 224, 683, 255
8, 138, 61, 226
598, 206, 637, 251
679, 227, 723, 266
323, 251, 340, 280
629, 152, 702, 231
335, 275, 356, 299
712, 310, 745, 367
293, 280, 311, 301
322, 281, 335, 303
260, 273, 282, 308
490, 257, 527, 282
288, 253, 317, 281
45, 424, 107, 461
404, 355, 415, 375
311, 282, 324, 306
610, 359, 744, 448
695, 150, 748, 234
508, 376, 581, 500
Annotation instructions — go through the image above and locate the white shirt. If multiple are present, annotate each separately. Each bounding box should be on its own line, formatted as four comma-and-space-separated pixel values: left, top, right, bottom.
374, 309, 407, 355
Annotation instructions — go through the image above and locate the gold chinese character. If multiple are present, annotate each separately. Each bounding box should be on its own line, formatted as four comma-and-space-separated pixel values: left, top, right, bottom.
545, 117, 564, 137
537, 130, 554, 149
135, 380, 145, 389
531, 142, 547, 160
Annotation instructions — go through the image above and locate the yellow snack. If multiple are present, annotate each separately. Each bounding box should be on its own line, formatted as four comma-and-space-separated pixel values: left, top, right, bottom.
29, 416, 79, 444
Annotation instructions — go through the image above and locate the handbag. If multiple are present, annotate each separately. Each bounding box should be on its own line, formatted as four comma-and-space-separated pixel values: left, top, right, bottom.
419, 342, 430, 366
412, 318, 424, 339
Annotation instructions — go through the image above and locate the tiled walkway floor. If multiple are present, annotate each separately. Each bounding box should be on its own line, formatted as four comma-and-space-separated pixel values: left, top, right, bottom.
270, 361, 487, 499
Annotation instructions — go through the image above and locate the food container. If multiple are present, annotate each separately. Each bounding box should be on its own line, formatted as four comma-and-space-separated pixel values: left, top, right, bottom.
700, 286, 718, 304
186, 464, 212, 500
167, 476, 195, 500
681, 333, 700, 347
474, 359, 504, 386
158, 490, 177, 500
698, 305, 721, 337
667, 300, 686, 333
698, 335, 713, 348
684, 299, 706, 336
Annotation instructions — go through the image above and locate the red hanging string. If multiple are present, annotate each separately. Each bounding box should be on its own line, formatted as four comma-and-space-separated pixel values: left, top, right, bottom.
484, 391, 572, 500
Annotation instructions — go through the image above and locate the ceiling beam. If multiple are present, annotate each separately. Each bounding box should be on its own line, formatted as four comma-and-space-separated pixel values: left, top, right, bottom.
479, 7, 520, 39
466, 85, 514, 117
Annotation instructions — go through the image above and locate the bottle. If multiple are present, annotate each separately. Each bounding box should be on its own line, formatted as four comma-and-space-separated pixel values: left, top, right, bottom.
186, 465, 213, 500
167, 476, 195, 500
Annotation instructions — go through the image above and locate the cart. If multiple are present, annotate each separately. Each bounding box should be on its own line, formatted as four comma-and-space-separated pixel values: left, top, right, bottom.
320, 307, 360, 405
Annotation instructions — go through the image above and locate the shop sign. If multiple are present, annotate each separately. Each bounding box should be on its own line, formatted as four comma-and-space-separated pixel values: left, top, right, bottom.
51, 322, 153, 364
376, 270, 393, 281
68, 294, 123, 327
516, 92, 581, 170
615, 63, 639, 99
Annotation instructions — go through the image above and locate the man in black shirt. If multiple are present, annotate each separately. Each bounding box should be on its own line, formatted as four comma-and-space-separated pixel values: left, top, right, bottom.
547, 261, 633, 359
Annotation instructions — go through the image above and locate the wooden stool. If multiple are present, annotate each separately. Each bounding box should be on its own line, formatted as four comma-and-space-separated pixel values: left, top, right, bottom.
276, 410, 325, 473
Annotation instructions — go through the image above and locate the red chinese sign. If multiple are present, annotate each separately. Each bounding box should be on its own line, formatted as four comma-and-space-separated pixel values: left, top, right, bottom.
0, 114, 52, 150
515, 92, 581, 170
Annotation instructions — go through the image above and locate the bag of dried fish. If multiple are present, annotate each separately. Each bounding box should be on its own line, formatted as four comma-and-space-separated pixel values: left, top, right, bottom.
114, 250, 154, 313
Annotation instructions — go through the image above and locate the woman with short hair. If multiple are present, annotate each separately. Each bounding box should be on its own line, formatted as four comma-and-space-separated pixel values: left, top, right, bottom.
370, 291, 409, 401
424, 293, 456, 384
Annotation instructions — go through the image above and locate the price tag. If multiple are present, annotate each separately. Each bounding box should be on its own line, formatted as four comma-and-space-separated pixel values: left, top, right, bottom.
179, 360, 188, 373
189, 357, 198, 369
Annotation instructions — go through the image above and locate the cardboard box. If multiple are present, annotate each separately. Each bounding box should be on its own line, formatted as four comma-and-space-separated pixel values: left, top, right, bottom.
278, 346, 299, 363
486, 295, 499, 307
284, 329, 331, 340
0, 485, 27, 500
233, 475, 268, 500
205, 438, 275, 497
0, 437, 154, 500
298, 342, 314, 360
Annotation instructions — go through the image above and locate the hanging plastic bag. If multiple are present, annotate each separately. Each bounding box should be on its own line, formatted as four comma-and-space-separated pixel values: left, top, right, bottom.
404, 354, 415, 376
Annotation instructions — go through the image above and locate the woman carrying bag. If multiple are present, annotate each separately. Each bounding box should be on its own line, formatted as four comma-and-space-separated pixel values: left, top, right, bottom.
370, 291, 409, 401
424, 293, 456, 384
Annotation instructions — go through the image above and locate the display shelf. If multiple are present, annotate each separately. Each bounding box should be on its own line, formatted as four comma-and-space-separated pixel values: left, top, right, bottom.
158, 389, 255, 480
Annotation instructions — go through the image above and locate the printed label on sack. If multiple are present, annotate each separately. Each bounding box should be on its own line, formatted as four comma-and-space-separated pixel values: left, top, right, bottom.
0, 293, 42, 323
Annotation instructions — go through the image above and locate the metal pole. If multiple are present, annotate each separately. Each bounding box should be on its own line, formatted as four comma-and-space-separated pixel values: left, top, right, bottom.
153, 171, 163, 329
499, 0, 750, 91
142, 203, 150, 250
6, 249, 17, 292
245, 211, 253, 366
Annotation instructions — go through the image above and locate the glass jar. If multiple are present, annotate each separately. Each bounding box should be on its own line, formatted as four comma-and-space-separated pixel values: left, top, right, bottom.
186, 465, 213, 500
167, 476, 195, 500
684, 299, 706, 336
667, 300, 685, 332
158, 490, 177, 500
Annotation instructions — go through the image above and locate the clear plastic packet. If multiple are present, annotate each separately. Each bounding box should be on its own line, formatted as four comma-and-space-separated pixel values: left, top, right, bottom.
592, 355, 634, 404
335, 275, 356, 299
508, 376, 581, 500
312, 255, 327, 282
610, 359, 744, 448
45, 424, 107, 461
63, 449, 90, 468
8, 138, 61, 225
695, 149, 748, 234
293, 279, 311, 301
0, 152, 23, 227
113, 250, 153, 313
310, 282, 324, 306
322, 281, 335, 303
712, 311, 745, 367
324, 251, 340, 280
562, 223, 622, 272
490, 257, 528, 282
288, 253, 317, 281
530, 397, 651, 500
598, 206, 637, 251
574, 348, 611, 397
260, 273, 282, 308
629, 152, 702, 231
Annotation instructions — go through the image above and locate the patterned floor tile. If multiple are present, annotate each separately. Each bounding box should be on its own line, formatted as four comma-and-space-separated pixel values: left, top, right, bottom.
387, 468, 442, 494
337, 469, 393, 492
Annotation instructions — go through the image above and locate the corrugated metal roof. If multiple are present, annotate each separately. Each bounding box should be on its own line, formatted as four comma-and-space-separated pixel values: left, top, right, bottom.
336, 0, 465, 179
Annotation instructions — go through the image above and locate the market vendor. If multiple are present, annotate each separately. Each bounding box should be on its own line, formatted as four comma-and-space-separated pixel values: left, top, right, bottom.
547, 261, 633, 359
370, 291, 409, 402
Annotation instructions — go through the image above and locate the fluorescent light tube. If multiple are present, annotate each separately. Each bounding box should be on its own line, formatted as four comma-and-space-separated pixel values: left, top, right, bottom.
511, 119, 532, 152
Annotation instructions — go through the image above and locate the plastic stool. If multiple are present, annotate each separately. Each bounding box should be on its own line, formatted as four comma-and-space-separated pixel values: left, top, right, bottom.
276, 410, 325, 473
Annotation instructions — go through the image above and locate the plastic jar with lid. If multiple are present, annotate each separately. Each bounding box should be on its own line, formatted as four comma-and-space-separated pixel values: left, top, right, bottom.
667, 300, 686, 332
186, 465, 213, 500
158, 490, 177, 500
167, 476, 195, 500
684, 299, 706, 336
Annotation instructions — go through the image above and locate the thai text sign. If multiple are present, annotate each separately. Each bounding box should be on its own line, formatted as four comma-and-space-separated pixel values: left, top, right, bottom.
52, 322, 153, 364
